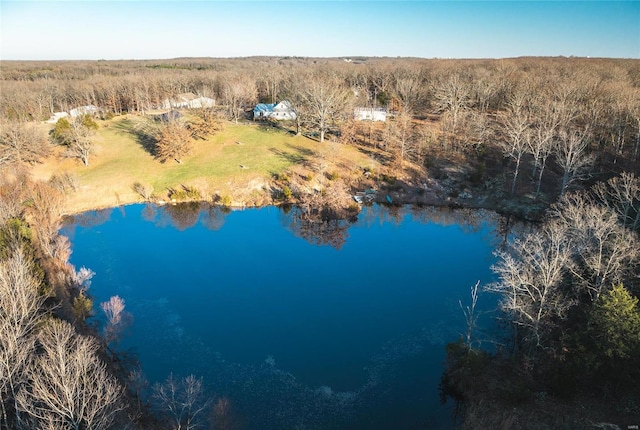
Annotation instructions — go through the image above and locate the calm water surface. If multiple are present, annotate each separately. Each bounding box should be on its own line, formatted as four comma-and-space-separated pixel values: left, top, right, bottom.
62, 203, 502, 429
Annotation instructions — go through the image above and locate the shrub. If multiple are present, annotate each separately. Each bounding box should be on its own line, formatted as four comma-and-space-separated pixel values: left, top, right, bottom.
282, 186, 293, 201
220, 195, 232, 207
380, 174, 396, 185
72, 291, 93, 320
132, 182, 154, 200
274, 172, 290, 183
168, 185, 201, 201
326, 171, 340, 181
49, 172, 78, 193
183, 185, 201, 200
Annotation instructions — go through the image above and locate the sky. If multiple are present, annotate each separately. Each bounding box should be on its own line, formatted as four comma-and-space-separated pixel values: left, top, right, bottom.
1, 1, 638, 60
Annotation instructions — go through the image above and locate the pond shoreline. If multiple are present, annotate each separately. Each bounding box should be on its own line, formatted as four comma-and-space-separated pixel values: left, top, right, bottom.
58, 176, 550, 223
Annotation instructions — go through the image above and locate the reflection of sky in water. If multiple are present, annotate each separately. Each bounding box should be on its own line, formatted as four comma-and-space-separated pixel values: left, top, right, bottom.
61, 204, 503, 430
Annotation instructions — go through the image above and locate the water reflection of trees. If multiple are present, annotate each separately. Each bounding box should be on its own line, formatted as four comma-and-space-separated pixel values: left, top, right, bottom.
200, 206, 228, 231
281, 207, 353, 250
64, 208, 114, 229
283, 203, 529, 250
162, 202, 202, 231
140, 202, 229, 232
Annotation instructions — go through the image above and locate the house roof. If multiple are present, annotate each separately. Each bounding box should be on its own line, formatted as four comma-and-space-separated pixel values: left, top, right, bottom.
273, 101, 294, 111
354, 107, 387, 113
176, 92, 197, 101
254, 103, 277, 113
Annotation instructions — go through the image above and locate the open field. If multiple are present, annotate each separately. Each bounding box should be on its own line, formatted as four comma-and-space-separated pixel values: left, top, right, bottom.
30, 115, 377, 214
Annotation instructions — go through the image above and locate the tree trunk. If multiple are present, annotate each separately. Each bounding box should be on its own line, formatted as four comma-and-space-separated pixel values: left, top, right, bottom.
510, 156, 521, 196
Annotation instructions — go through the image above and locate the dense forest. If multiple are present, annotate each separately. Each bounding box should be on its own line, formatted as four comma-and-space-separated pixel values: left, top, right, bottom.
1, 56, 639, 428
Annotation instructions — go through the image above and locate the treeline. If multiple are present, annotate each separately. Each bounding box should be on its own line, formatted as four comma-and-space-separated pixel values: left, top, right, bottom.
2, 56, 639, 200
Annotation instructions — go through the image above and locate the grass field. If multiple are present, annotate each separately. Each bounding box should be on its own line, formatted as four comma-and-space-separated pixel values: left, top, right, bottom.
31, 115, 376, 214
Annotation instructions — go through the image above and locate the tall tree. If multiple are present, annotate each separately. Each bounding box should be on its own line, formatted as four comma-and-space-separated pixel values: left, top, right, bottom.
0, 247, 46, 430
0, 121, 50, 166
555, 127, 594, 195
222, 76, 257, 124
528, 94, 560, 196
300, 71, 350, 143
593, 172, 640, 231
17, 320, 124, 430
498, 89, 531, 196
52, 115, 98, 167
431, 72, 471, 147
488, 218, 574, 352
152, 374, 210, 430
551, 193, 639, 301
155, 120, 194, 164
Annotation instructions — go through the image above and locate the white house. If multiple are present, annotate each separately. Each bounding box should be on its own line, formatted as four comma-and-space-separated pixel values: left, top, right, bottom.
162, 93, 215, 110
253, 101, 297, 121
46, 112, 69, 124
69, 105, 100, 117
354, 107, 387, 122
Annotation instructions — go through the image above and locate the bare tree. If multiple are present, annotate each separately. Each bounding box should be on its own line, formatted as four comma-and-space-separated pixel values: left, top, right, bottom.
282, 69, 309, 136
62, 115, 98, 167
551, 192, 639, 301
431, 73, 471, 146
459, 281, 480, 352
101, 295, 128, 344
385, 109, 418, 165
391, 67, 424, 114
0, 121, 50, 166
0, 247, 46, 429
593, 172, 640, 230
555, 127, 595, 195
152, 374, 210, 430
527, 96, 560, 196
222, 76, 257, 124
25, 181, 65, 258
17, 320, 124, 430
488, 218, 574, 351
300, 71, 350, 143
0, 170, 29, 225
498, 90, 531, 196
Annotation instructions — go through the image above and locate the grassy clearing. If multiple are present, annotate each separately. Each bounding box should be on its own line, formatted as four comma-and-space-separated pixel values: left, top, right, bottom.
31, 115, 376, 214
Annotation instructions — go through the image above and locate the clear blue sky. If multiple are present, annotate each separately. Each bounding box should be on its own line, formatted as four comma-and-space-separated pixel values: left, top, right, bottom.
1, 1, 638, 60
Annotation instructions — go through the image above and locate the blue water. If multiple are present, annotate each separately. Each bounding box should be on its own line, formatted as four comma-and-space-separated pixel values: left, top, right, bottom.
62, 204, 501, 429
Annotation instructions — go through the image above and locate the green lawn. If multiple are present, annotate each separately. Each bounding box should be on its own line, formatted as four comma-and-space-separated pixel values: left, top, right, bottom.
34, 115, 373, 213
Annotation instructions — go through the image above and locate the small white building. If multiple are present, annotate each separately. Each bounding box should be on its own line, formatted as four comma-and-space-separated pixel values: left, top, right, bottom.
188, 97, 215, 109
253, 101, 297, 121
69, 105, 100, 117
46, 112, 69, 124
354, 107, 387, 122
162, 93, 215, 110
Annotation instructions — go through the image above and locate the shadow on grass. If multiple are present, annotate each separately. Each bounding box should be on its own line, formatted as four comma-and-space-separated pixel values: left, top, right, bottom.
112, 118, 158, 157
268, 142, 316, 165
351, 142, 394, 166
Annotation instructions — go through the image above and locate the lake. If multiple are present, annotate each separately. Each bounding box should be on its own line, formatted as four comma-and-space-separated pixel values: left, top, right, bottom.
61, 203, 503, 429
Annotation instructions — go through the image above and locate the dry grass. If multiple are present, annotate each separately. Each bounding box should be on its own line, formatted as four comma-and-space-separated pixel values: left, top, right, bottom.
31, 115, 376, 214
